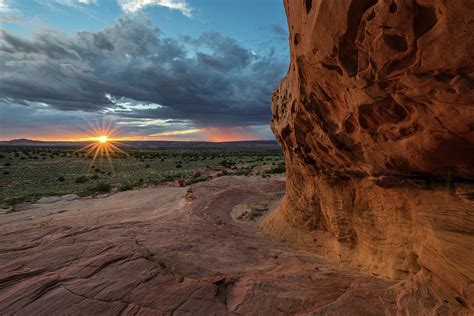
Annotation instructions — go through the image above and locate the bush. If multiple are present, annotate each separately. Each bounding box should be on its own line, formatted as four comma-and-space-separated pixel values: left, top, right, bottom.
95, 182, 112, 193
269, 164, 286, 174
219, 160, 235, 168
4, 195, 25, 205
3, 171, 10, 175
4, 162, 11, 166
75, 175, 89, 183
57, 176, 65, 182
90, 174, 100, 180
145, 164, 150, 169
185, 176, 210, 186
175, 164, 182, 168
118, 182, 134, 191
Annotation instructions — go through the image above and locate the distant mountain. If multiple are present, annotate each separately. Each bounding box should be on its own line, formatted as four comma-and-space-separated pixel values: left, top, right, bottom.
1, 138, 44, 144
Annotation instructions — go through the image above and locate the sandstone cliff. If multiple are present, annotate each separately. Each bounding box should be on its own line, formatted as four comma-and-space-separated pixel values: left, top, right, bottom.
263, 0, 474, 313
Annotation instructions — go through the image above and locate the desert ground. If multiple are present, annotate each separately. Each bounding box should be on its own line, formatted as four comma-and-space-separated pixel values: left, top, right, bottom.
0, 175, 407, 315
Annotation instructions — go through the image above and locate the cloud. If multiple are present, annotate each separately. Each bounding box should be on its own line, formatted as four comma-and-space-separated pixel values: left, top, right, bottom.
117, 0, 192, 16
149, 128, 201, 137
0, 0, 14, 13
57, 0, 98, 4
37, 0, 98, 9
0, 16, 288, 138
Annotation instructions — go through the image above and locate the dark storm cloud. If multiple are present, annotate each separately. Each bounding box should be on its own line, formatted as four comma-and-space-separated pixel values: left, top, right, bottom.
0, 16, 288, 127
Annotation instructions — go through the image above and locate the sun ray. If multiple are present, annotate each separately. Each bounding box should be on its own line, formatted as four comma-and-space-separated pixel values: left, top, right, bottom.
103, 145, 115, 176
76, 120, 129, 175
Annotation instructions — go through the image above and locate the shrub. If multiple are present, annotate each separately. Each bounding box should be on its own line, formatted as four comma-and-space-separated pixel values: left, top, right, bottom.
3, 171, 10, 175
95, 182, 112, 193
4, 195, 25, 205
118, 182, 134, 191
235, 168, 251, 176
75, 175, 89, 183
58, 176, 65, 182
90, 174, 100, 180
269, 164, 286, 174
4, 162, 11, 166
219, 160, 235, 168
145, 164, 150, 169
185, 176, 210, 186
175, 164, 182, 168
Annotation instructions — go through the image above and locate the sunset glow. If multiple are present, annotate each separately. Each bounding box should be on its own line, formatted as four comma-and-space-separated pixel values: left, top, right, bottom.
97, 135, 109, 143
74, 122, 129, 175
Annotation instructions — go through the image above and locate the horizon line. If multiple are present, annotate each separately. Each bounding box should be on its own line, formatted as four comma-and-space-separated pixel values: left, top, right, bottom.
1, 138, 276, 143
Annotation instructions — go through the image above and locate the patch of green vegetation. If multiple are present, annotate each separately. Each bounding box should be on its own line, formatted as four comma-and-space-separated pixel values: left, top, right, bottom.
94, 182, 112, 194
185, 176, 211, 186
268, 164, 286, 174
75, 175, 89, 183
4, 195, 26, 205
0, 145, 284, 205
118, 182, 134, 192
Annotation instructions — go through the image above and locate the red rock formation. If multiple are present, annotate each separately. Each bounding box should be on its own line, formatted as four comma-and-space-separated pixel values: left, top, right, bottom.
263, 0, 474, 313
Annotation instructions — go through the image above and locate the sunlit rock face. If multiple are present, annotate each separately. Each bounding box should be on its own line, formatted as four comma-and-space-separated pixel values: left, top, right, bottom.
263, 0, 474, 312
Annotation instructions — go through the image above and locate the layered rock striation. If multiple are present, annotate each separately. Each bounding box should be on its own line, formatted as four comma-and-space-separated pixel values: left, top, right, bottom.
263, 0, 474, 313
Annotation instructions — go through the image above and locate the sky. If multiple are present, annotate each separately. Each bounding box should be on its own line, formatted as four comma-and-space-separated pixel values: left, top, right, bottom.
0, 0, 289, 141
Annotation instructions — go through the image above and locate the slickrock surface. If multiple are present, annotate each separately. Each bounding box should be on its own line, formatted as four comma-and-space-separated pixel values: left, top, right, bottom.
0, 176, 410, 315
264, 0, 474, 314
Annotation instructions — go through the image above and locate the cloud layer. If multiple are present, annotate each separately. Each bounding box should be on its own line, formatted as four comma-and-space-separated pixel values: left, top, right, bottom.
0, 16, 288, 135
117, 0, 192, 16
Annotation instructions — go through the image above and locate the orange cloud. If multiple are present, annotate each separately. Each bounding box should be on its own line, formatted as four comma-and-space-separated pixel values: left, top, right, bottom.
202, 127, 263, 142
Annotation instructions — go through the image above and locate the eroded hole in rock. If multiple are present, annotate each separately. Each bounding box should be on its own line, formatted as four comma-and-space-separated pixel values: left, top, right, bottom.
316, 141, 330, 154
338, 0, 378, 77
383, 34, 408, 52
435, 72, 456, 83
414, 4, 437, 38
358, 98, 409, 129
281, 125, 292, 139
367, 10, 375, 21
294, 33, 301, 46
344, 119, 356, 134
389, 1, 397, 13
305, 0, 312, 14
321, 63, 344, 76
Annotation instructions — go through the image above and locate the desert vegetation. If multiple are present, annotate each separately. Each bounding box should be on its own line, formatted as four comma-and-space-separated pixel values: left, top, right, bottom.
0, 145, 284, 209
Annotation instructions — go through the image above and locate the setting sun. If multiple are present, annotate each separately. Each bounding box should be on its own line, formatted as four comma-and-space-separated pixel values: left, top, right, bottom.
73, 122, 129, 176
97, 135, 109, 143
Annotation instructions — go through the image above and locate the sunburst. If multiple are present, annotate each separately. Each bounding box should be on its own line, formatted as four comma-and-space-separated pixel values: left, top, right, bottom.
75, 120, 129, 176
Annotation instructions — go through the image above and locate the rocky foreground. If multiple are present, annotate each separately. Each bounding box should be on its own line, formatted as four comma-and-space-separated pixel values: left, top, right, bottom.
0, 175, 442, 315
